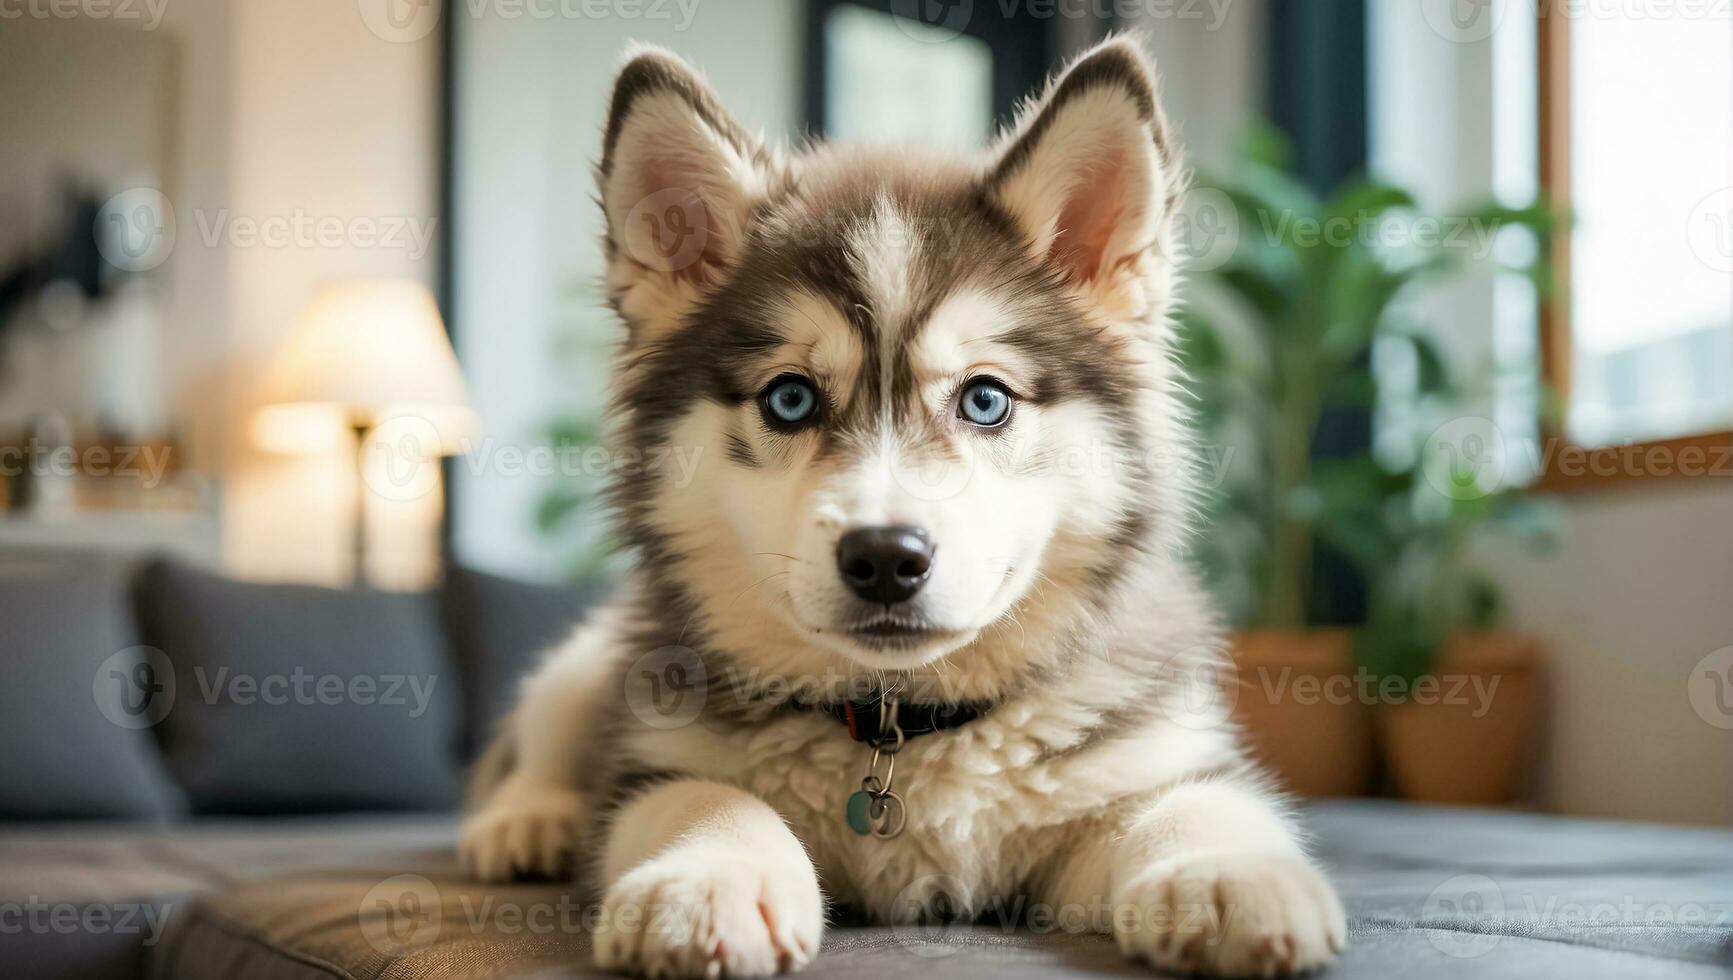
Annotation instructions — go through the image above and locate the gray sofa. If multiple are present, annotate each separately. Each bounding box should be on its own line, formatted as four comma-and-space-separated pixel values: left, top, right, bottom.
2, 555, 1729, 979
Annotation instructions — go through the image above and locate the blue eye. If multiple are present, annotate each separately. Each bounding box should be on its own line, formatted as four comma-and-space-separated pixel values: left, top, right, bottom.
762, 376, 819, 426
959, 379, 1013, 427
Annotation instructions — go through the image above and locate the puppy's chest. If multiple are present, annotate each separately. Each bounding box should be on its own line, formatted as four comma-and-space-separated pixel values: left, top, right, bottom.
636, 717, 1084, 916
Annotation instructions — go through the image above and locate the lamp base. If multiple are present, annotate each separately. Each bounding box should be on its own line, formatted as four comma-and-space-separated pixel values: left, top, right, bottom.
352, 422, 369, 588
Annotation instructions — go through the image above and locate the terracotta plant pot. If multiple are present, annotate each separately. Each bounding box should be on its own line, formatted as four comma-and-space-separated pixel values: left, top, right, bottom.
1230, 630, 1375, 797
1377, 633, 1542, 805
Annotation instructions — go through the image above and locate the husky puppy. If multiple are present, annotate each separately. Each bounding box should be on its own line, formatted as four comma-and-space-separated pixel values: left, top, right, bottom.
461, 36, 1345, 978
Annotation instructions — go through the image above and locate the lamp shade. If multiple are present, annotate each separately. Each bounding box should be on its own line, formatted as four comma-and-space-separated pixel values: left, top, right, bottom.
253, 279, 477, 455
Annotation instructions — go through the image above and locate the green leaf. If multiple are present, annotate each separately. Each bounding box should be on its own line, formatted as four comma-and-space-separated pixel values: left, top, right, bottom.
1322, 370, 1379, 408
1464, 574, 1503, 630
1173, 308, 1228, 374
1237, 122, 1292, 173
547, 417, 604, 449
1404, 331, 1453, 395
1217, 265, 1289, 323
1325, 179, 1417, 224
1217, 171, 1320, 249
1314, 510, 1393, 574
1319, 257, 1407, 360
1459, 200, 1558, 237
1354, 604, 1449, 687
1309, 457, 1394, 505
535, 489, 589, 533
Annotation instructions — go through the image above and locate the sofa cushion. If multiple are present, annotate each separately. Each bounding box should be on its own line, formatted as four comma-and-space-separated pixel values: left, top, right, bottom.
0, 557, 185, 821
442, 566, 606, 758
140, 803, 1733, 980
133, 561, 463, 814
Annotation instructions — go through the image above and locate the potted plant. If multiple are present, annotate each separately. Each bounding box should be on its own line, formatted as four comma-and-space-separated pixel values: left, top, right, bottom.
1314, 457, 1556, 804
1178, 126, 1558, 799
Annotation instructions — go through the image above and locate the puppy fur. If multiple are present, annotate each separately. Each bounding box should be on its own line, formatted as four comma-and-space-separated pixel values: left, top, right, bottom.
461, 36, 1346, 978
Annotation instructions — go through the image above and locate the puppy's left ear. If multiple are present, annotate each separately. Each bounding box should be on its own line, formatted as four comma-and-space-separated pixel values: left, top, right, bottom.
986, 38, 1181, 289
598, 47, 783, 340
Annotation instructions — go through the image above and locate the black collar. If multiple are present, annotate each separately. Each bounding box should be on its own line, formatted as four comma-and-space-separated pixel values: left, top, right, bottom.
785, 695, 992, 744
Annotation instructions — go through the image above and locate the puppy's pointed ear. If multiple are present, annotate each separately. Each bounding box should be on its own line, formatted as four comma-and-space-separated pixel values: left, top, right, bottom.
985, 38, 1181, 289
598, 47, 781, 338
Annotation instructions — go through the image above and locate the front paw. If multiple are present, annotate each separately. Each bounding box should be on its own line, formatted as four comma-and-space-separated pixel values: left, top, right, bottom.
459, 778, 586, 882
595, 847, 823, 978
1113, 851, 1345, 977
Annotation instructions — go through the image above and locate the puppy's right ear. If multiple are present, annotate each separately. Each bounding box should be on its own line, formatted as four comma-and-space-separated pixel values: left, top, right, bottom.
598, 47, 781, 342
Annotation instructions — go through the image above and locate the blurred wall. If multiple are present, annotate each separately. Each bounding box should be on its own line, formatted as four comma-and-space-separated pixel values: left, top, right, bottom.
1372, 1, 1733, 826
159, 0, 234, 494
451, 1, 804, 581
1486, 484, 1732, 825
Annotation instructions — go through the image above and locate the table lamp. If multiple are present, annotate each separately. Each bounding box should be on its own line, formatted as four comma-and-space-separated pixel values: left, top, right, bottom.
253, 279, 477, 584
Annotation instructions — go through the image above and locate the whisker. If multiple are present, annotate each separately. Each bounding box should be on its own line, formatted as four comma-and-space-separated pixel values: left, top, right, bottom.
1001, 608, 1029, 650
732, 570, 791, 603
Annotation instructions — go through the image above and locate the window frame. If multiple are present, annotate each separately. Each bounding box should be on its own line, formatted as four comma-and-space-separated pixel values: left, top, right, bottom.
1535, 5, 1733, 492
803, 0, 1059, 138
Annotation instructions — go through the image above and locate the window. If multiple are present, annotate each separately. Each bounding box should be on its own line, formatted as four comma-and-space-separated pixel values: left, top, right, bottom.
1539, 5, 1733, 485
824, 4, 993, 150
804, 0, 1066, 149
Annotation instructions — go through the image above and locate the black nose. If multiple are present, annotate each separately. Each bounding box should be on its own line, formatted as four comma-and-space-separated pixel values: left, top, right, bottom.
836, 525, 934, 605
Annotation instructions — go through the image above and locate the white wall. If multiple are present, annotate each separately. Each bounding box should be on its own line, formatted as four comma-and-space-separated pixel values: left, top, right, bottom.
1371, 1, 1733, 826
158, 0, 235, 485
451, 1, 803, 581
1480, 484, 1733, 825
